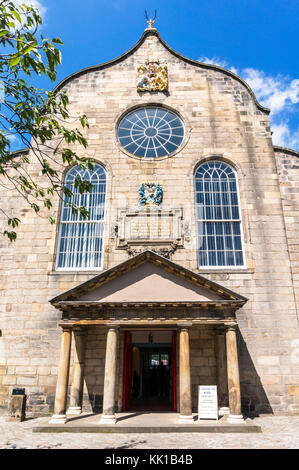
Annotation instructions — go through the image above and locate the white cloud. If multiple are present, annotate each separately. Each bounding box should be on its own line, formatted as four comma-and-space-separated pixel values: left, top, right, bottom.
7, 134, 19, 144
14, 0, 46, 17
199, 56, 229, 68
198, 56, 299, 150
271, 123, 299, 149
241, 69, 299, 115
198, 56, 238, 75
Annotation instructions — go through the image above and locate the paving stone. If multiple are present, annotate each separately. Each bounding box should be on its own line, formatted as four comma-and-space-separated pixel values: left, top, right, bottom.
0, 415, 298, 449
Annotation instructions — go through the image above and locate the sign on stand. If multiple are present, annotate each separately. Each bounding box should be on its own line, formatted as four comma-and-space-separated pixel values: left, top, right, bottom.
198, 385, 218, 420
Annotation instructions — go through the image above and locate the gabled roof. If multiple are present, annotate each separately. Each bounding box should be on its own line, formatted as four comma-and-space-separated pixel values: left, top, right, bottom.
50, 250, 247, 309
53, 28, 269, 114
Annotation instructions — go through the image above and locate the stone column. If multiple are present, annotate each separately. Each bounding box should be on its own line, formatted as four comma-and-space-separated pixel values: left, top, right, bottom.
49, 326, 72, 424
100, 326, 119, 424
67, 327, 87, 415
215, 328, 229, 416
225, 324, 245, 423
178, 325, 193, 423
117, 331, 124, 412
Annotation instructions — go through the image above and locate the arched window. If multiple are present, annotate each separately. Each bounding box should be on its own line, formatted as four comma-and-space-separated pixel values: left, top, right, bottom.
194, 161, 245, 268
56, 164, 106, 270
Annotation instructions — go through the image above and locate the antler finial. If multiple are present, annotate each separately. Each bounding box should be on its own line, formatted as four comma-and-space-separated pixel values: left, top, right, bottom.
145, 9, 157, 30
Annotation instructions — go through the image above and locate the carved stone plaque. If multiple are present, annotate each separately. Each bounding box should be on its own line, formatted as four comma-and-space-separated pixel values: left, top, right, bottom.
116, 207, 183, 258
137, 60, 168, 92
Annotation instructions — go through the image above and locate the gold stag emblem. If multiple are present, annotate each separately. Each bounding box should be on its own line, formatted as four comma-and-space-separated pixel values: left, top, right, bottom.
145, 9, 157, 30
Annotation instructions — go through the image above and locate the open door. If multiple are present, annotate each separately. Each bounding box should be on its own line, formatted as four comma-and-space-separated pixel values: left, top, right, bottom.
122, 330, 177, 411
122, 331, 132, 411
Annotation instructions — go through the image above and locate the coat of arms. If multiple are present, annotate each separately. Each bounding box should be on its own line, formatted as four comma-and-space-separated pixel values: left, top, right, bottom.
137, 60, 168, 92
139, 183, 163, 206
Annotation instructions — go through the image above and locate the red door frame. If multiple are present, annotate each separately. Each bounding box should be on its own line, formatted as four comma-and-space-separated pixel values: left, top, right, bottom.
122, 330, 177, 411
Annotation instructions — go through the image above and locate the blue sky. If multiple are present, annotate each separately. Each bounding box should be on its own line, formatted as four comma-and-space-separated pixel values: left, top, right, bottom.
10, 0, 299, 150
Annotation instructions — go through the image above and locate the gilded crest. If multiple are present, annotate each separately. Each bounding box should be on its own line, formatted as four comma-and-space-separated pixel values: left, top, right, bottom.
139, 183, 163, 206
137, 60, 168, 92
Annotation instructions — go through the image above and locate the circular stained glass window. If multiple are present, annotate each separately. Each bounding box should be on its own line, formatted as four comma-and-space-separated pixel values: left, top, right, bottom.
117, 107, 185, 158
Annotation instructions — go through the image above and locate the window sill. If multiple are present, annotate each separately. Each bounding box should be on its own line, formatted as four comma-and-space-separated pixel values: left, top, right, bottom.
49, 270, 103, 276
196, 268, 254, 274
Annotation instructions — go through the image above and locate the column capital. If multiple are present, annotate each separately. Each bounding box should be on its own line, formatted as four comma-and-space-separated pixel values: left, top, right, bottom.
105, 324, 120, 332
177, 322, 192, 331
224, 323, 238, 332
60, 323, 73, 332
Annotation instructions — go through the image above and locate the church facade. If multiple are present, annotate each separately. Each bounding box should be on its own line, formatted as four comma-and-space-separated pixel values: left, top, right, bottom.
0, 24, 298, 424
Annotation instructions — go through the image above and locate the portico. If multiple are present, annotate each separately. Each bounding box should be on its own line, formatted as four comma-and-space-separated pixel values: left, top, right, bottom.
49, 251, 247, 425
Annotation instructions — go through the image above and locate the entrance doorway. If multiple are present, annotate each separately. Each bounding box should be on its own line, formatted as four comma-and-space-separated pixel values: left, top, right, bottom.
122, 331, 177, 412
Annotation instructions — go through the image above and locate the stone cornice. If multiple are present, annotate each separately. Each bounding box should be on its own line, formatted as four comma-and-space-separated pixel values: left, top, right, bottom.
274, 146, 299, 157
53, 299, 245, 310
8, 147, 29, 159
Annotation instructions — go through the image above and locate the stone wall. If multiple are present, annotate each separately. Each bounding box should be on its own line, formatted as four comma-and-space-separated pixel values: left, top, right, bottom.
80, 326, 106, 413
190, 326, 217, 412
275, 148, 299, 313
0, 29, 298, 415
274, 147, 299, 413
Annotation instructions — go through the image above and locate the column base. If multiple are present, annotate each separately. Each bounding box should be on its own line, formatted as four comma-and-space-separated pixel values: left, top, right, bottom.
178, 414, 194, 424
218, 406, 230, 416
49, 414, 68, 424
227, 414, 245, 424
99, 414, 117, 425
67, 406, 82, 415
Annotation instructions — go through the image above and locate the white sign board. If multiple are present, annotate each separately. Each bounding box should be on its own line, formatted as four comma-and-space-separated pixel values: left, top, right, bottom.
198, 385, 218, 420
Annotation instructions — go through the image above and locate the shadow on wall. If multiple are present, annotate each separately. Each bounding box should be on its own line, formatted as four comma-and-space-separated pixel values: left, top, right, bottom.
83, 392, 103, 413
238, 331, 273, 416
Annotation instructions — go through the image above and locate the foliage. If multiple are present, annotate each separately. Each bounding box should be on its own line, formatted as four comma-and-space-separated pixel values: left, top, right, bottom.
0, 0, 93, 241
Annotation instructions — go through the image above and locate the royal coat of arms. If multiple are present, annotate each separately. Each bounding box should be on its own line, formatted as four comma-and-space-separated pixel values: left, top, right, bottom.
137, 60, 168, 92
139, 183, 163, 206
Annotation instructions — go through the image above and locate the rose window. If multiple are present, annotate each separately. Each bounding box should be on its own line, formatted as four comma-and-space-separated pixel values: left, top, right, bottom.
117, 107, 185, 158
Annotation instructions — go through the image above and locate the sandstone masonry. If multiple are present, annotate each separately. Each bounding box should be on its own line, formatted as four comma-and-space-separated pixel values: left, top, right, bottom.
0, 29, 298, 417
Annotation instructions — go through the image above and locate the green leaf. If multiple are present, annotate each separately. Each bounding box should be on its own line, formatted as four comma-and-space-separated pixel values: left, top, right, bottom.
0, 30, 9, 38
32, 203, 40, 213
11, 10, 22, 23
9, 55, 21, 67
0, 1, 92, 241
52, 37, 64, 45
8, 217, 21, 228
4, 230, 17, 242
22, 44, 35, 55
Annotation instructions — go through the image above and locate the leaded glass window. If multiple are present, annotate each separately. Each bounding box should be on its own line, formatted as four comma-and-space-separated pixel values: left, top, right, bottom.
117, 107, 184, 158
56, 164, 106, 270
195, 161, 245, 268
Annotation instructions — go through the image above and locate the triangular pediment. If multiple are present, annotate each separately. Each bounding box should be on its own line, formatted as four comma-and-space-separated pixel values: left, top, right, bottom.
78, 263, 222, 303
50, 251, 247, 308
